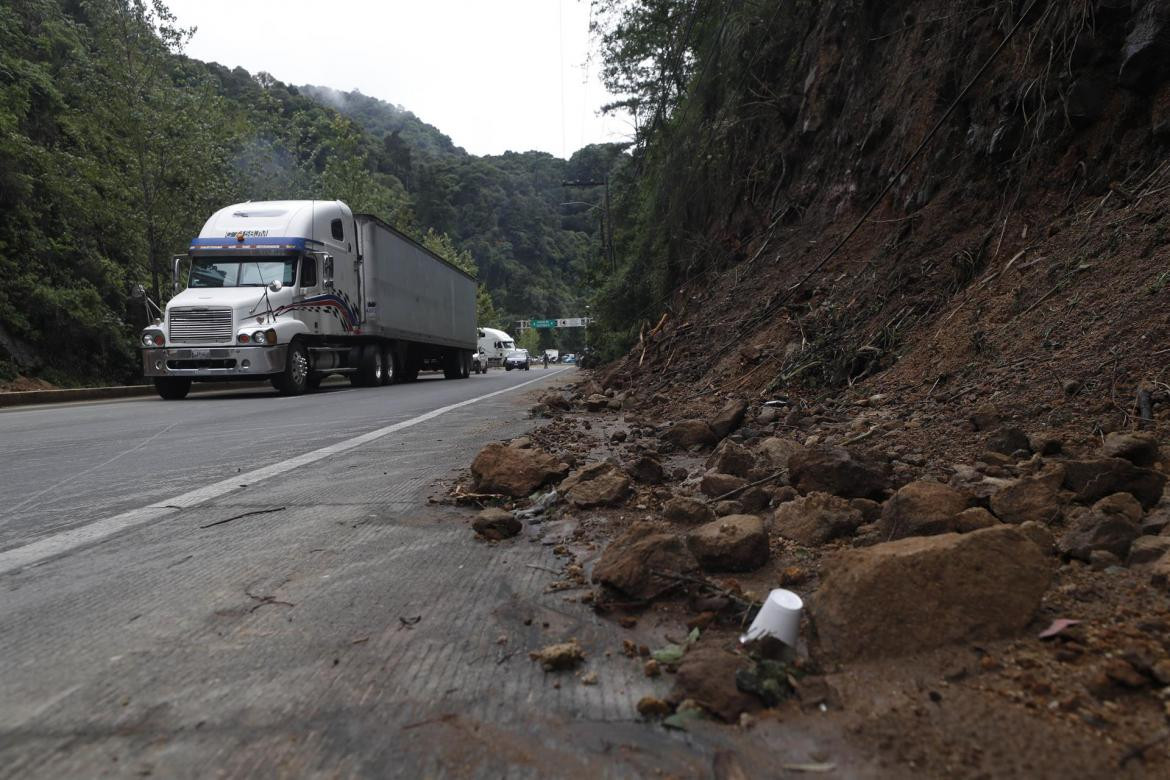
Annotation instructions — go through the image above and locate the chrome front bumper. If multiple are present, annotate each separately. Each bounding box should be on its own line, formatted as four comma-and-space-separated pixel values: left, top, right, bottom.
142, 345, 288, 378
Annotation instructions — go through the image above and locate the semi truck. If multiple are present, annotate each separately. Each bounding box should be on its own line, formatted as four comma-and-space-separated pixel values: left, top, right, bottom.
140, 200, 477, 399
476, 326, 516, 367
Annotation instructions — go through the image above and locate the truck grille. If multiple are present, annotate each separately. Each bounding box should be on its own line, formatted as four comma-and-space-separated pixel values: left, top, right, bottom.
169, 308, 234, 344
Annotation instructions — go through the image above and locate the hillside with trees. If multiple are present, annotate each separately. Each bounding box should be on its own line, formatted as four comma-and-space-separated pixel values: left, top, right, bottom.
0, 0, 623, 387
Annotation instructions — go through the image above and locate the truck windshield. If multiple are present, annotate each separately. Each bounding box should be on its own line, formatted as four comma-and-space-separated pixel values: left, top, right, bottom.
189, 257, 298, 288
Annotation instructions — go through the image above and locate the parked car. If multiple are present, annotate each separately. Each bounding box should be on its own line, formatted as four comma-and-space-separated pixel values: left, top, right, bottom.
561, 353, 576, 364
504, 349, 530, 371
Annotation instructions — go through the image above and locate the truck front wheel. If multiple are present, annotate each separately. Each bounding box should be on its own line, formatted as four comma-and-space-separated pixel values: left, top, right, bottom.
154, 377, 191, 400
273, 340, 310, 395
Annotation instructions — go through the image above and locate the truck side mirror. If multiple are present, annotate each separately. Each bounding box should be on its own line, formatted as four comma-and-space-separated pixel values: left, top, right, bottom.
172, 256, 188, 293
322, 254, 334, 289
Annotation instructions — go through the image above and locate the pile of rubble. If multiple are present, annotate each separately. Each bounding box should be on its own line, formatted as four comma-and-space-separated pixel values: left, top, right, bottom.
450, 375, 1170, 767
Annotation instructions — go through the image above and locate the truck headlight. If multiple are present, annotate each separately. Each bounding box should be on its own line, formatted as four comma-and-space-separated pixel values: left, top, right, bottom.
141, 332, 164, 347
252, 331, 267, 345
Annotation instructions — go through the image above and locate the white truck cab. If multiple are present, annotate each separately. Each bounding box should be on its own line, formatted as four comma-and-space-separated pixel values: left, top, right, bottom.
476, 327, 516, 367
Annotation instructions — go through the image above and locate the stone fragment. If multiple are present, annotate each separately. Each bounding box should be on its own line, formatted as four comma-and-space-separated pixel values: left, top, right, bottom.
986, 427, 1032, 456
849, 498, 882, 523
560, 462, 632, 508
879, 481, 970, 540
773, 492, 864, 546
812, 526, 1053, 660
686, 515, 769, 571
663, 496, 716, 525
673, 645, 757, 722
788, 447, 891, 500
1018, 521, 1056, 555
539, 392, 571, 411
989, 470, 1064, 525
529, 640, 584, 671
710, 399, 749, 439
1062, 458, 1166, 508
755, 437, 808, 471
1058, 493, 1143, 562
954, 507, 999, 533
1103, 432, 1161, 467
626, 455, 665, 484
664, 420, 720, 449
706, 440, 757, 479
1127, 536, 1170, 567
970, 403, 1001, 431
739, 486, 771, 513
472, 508, 521, 540
584, 393, 610, 411
592, 523, 699, 599
701, 472, 748, 499
471, 443, 569, 497
713, 500, 745, 517
636, 696, 672, 719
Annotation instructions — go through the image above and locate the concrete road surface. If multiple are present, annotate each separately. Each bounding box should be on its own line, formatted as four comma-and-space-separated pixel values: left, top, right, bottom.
0, 369, 839, 778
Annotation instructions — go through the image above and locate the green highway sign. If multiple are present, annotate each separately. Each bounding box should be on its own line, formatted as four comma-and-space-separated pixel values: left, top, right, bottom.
530, 319, 557, 328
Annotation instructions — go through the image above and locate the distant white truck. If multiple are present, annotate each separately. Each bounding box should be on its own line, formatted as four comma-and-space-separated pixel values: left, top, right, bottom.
477, 327, 516, 367
141, 200, 477, 399
543, 350, 559, 364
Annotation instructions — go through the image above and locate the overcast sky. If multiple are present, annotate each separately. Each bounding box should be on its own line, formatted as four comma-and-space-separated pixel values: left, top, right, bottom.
165, 0, 627, 158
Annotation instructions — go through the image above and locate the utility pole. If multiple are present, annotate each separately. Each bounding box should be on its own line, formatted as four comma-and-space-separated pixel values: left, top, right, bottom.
563, 178, 615, 273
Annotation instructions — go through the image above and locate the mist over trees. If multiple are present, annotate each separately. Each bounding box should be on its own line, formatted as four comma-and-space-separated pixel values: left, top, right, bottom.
0, 0, 624, 386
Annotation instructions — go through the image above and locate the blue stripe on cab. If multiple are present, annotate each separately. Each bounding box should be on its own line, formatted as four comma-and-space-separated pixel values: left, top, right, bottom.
189, 236, 310, 250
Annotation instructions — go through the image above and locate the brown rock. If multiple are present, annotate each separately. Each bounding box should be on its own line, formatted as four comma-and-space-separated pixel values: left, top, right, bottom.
529, 640, 584, 671
990, 469, 1064, 525
626, 455, 665, 484
879, 481, 970, 540
1152, 554, 1170, 590
1058, 493, 1143, 562
1126, 536, 1170, 567
665, 420, 719, 449
711, 399, 749, 439
471, 443, 569, 497
954, 507, 1000, 533
1062, 458, 1166, 508
636, 696, 672, 719
773, 492, 864, 546
701, 472, 748, 499
812, 526, 1053, 660
1103, 432, 1161, 467
970, 404, 1002, 431
584, 393, 610, 412
755, 437, 808, 471
739, 486, 771, 513
663, 496, 716, 525
539, 392, 571, 411
1029, 433, 1064, 456
849, 498, 882, 523
472, 508, 521, 540
986, 427, 1032, 456
788, 447, 891, 500
561, 462, 632, 508
1142, 508, 1170, 536
713, 500, 745, 516
1018, 521, 1056, 554
673, 645, 757, 722
771, 485, 799, 504
592, 523, 699, 599
686, 515, 769, 571
706, 440, 757, 479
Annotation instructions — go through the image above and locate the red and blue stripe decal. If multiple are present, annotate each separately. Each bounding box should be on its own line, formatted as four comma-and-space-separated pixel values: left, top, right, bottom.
273, 293, 361, 331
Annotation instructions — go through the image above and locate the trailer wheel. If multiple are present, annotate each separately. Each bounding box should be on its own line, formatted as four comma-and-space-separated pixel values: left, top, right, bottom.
443, 349, 461, 380
354, 343, 384, 386
380, 345, 396, 386
154, 377, 191, 400
273, 340, 310, 395
459, 350, 471, 379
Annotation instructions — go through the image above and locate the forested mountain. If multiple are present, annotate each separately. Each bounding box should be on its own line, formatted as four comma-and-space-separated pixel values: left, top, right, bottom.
0, 0, 624, 386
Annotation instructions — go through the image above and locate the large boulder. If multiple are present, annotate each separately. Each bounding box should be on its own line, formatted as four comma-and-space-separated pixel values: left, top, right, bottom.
686, 515, 769, 572
1103, 432, 1161, 467
471, 443, 568, 497
811, 526, 1053, 661
664, 420, 720, 449
592, 523, 698, 599
989, 469, 1064, 525
788, 447, 891, 500
879, 481, 970, 540
705, 440, 757, 479
663, 496, 717, 525
472, 508, 521, 540
1062, 458, 1166, 508
755, 437, 808, 471
700, 472, 748, 499
1058, 492, 1143, 562
773, 492, 864, 546
710, 398, 749, 439
560, 462, 632, 508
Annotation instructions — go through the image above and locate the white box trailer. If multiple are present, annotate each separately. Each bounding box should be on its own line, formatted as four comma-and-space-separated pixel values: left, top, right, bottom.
141, 200, 477, 399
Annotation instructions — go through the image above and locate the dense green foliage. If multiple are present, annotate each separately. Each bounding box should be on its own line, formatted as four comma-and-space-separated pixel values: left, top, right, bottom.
0, 0, 623, 385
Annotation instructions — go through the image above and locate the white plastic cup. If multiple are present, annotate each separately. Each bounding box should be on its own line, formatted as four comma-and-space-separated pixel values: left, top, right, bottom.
741, 588, 804, 647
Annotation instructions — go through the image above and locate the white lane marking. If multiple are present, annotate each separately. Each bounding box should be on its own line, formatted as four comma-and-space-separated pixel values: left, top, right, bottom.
0, 369, 571, 574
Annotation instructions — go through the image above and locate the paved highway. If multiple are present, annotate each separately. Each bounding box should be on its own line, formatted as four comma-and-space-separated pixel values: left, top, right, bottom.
0, 367, 835, 777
